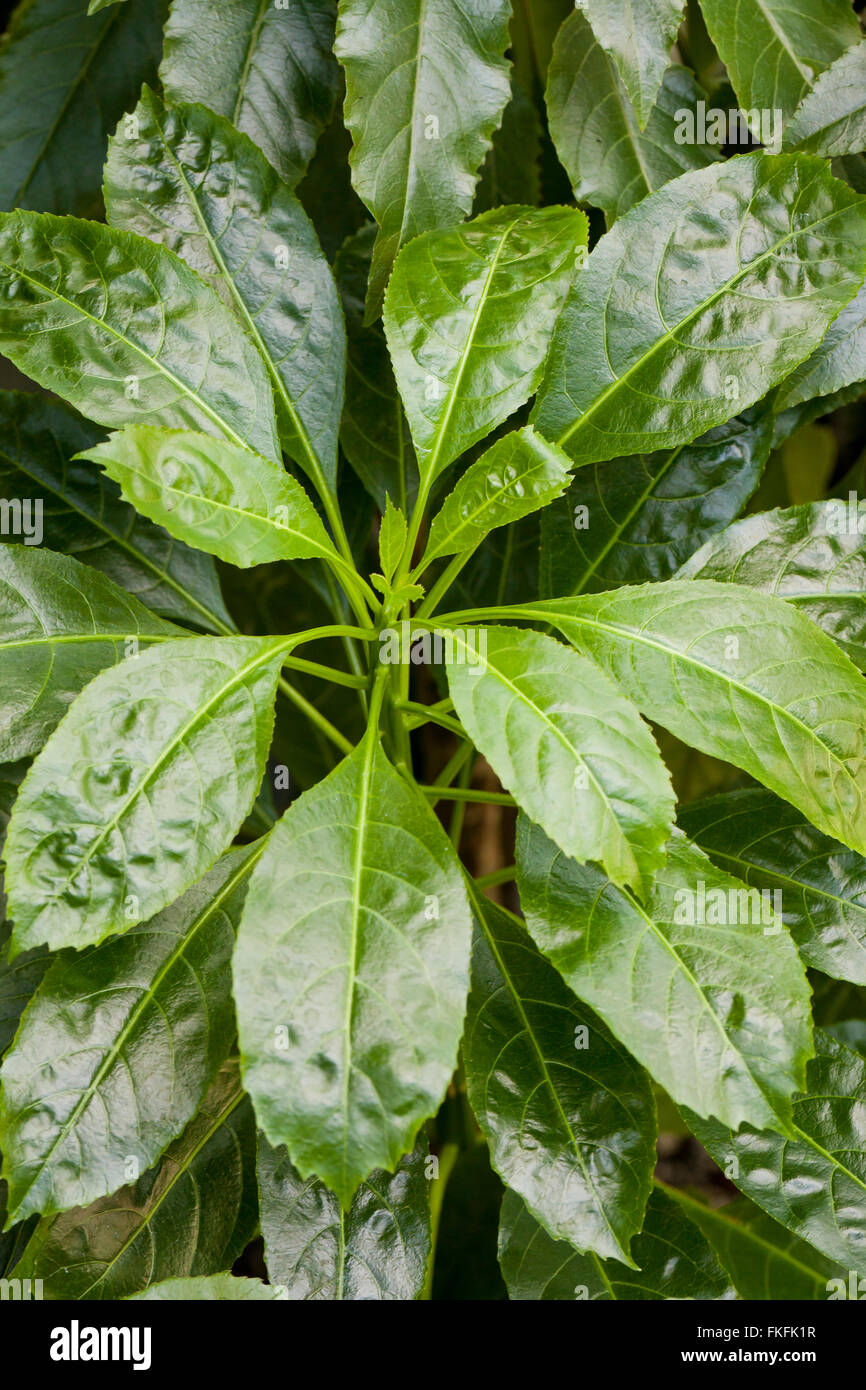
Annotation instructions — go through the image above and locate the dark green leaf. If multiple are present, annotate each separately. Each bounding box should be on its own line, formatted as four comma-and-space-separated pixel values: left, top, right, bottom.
575, 0, 686, 130
474, 76, 542, 214
784, 41, 866, 158
775, 281, 866, 414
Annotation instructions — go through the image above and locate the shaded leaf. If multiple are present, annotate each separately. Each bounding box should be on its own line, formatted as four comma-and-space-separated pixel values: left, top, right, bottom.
474, 75, 542, 213
784, 41, 866, 158
575, 0, 685, 130
775, 281, 866, 414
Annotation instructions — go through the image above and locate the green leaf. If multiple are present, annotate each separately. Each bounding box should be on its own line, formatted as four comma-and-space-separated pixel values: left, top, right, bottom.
498, 1186, 729, 1300
678, 500, 866, 671
665, 1187, 847, 1301
575, 0, 686, 130
0, 767, 50, 1061
424, 427, 571, 567
540, 409, 772, 597
5, 634, 285, 952
0, 545, 179, 762
547, 10, 719, 223
448, 513, 543, 610
0, 0, 166, 217
517, 821, 813, 1133
524, 580, 866, 855
446, 626, 675, 895
11, 1060, 258, 1299
474, 76, 542, 214
0, 844, 262, 1225
127, 1274, 281, 1301
334, 224, 418, 513
464, 895, 656, 1263
0, 391, 232, 633
335, 0, 513, 320
104, 88, 345, 497
533, 153, 866, 468
378, 498, 407, 584
384, 205, 587, 494
784, 41, 866, 158
89, 1, 129, 12
234, 739, 472, 1207
80, 427, 339, 570
681, 788, 866, 987
698, 0, 860, 133
258, 1134, 430, 1300
775, 281, 866, 414
160, 0, 340, 189
686, 1030, 866, 1275
0, 211, 280, 463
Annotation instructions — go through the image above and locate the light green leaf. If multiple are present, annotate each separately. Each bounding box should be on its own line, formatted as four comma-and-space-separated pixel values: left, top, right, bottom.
446, 626, 675, 895
548, 10, 718, 223
0, 545, 180, 762
11, 1060, 258, 1299
784, 41, 866, 158
686, 1030, 866, 1275
517, 821, 813, 1133
258, 1135, 430, 1300
0, 0, 165, 217
541, 409, 772, 597
335, 0, 513, 319
127, 1274, 281, 1301
498, 1186, 729, 1300
160, 0, 340, 189
384, 205, 587, 494
0, 390, 232, 633
575, 0, 685, 129
104, 88, 345, 497
424, 426, 571, 567
699, 0, 860, 133
681, 788, 866, 987
0, 844, 261, 1225
234, 739, 472, 1207
80, 427, 339, 570
0, 211, 280, 463
533, 153, 866, 468
378, 498, 407, 583
465, 894, 656, 1263
5, 634, 285, 953
520, 580, 866, 854
665, 1187, 847, 1301
678, 500, 866, 670
0, 766, 50, 1062
775, 281, 866, 413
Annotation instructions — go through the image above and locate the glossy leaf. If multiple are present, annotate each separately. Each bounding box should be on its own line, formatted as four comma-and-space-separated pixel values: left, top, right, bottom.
335, 0, 513, 319
524, 580, 866, 855
234, 739, 472, 1206
80, 427, 339, 570
0, 767, 50, 1061
698, 0, 860, 132
775, 281, 866, 414
160, 0, 340, 188
681, 788, 866, 987
498, 1186, 729, 1300
446, 626, 674, 895
258, 1135, 430, 1300
0, 844, 262, 1224
424, 426, 571, 566
0, 545, 179, 762
547, 10, 718, 223
0, 211, 280, 463
668, 1188, 847, 1301
0, 390, 231, 632
575, 0, 685, 130
687, 1030, 866, 1275
678, 500, 866, 670
5, 634, 285, 953
128, 1275, 281, 1301
11, 1061, 258, 1299
533, 153, 866, 468
378, 498, 406, 583
517, 821, 813, 1133
784, 41, 866, 158
540, 409, 772, 597
464, 895, 656, 1263
0, 0, 166, 217
474, 76, 542, 214
104, 89, 345, 496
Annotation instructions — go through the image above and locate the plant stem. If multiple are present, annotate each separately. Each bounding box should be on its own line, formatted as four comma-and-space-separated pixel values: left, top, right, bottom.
276, 676, 354, 755
474, 864, 517, 889
434, 740, 475, 788
395, 700, 464, 737
420, 1141, 460, 1302
281, 655, 368, 689
419, 785, 516, 806
413, 544, 479, 619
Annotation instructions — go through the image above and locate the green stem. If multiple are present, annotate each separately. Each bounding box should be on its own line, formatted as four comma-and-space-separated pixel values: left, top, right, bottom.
474, 864, 517, 889
419, 785, 515, 806
434, 740, 475, 789
413, 544, 479, 619
420, 1141, 460, 1301
281, 655, 368, 689
395, 699, 464, 737
277, 676, 354, 756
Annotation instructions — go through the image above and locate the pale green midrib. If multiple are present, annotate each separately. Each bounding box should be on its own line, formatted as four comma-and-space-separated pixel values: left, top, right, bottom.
394, 0, 429, 254
76, 1082, 247, 1298
428, 446, 562, 560
753, 0, 816, 84
4, 844, 266, 1219
0, 443, 233, 634
0, 258, 252, 455
232, 0, 270, 127
336, 1208, 346, 1300
145, 99, 331, 502
0, 631, 174, 653
555, 201, 862, 450
448, 628, 640, 884
471, 885, 632, 1262
341, 740, 374, 1194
